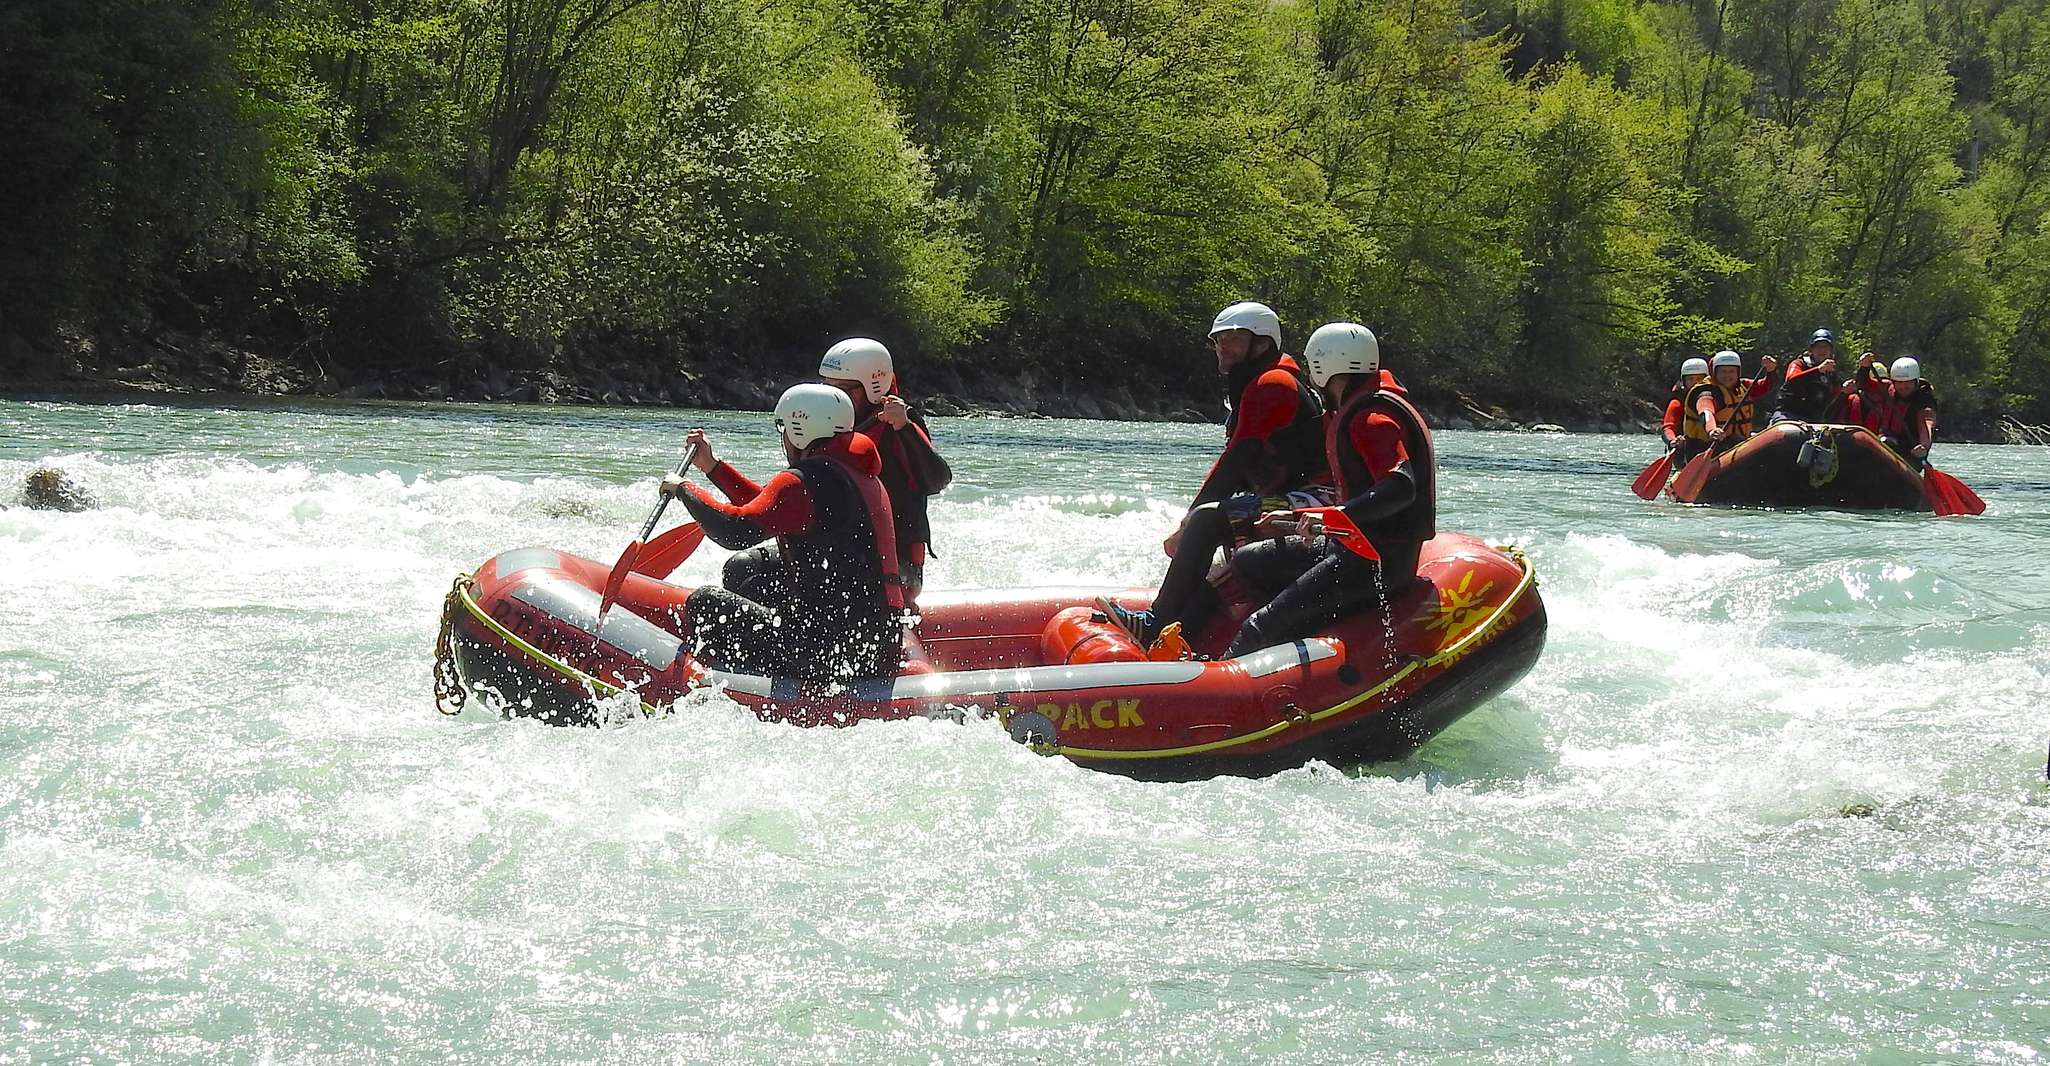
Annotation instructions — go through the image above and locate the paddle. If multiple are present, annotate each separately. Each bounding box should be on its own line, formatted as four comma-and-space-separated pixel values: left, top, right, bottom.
1631, 450, 1675, 500
1668, 445, 1719, 503
1921, 465, 1986, 516
596, 441, 702, 626
630, 521, 706, 579
1293, 507, 1382, 563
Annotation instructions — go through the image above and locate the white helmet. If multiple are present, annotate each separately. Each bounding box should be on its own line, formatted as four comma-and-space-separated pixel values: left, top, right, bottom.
1711, 350, 1743, 370
1680, 357, 1709, 377
1889, 356, 1921, 382
818, 337, 894, 403
1303, 322, 1380, 387
1209, 301, 1282, 349
773, 383, 855, 450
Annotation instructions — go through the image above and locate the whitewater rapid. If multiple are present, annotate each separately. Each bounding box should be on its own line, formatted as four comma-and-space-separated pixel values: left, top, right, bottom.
2, 397, 2045, 1062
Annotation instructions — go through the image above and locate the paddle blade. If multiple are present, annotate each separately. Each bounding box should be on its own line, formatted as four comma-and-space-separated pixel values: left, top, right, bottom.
595, 539, 643, 625
1299, 507, 1381, 563
1631, 452, 1674, 500
1669, 449, 1716, 503
631, 523, 705, 579
1921, 466, 1986, 516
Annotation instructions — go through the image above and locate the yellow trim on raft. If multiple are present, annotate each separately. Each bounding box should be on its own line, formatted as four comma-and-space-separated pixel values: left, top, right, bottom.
1049, 546, 1539, 762
452, 577, 662, 717
449, 546, 1536, 761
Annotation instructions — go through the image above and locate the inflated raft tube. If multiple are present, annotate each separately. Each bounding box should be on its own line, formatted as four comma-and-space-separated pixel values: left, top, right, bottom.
1673, 421, 1928, 510
433, 533, 1547, 780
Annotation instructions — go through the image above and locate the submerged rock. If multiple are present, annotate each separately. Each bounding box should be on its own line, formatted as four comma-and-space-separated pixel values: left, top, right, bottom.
537, 496, 600, 519
22, 467, 93, 512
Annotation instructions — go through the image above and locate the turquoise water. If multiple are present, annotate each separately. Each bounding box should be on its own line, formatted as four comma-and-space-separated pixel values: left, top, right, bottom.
2, 397, 2046, 1062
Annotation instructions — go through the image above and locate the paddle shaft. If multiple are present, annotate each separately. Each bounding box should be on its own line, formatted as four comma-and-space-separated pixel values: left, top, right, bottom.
635, 441, 703, 540
595, 440, 704, 626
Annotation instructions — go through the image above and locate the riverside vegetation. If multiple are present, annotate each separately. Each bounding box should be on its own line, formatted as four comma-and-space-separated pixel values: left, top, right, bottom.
3, 0, 2048, 435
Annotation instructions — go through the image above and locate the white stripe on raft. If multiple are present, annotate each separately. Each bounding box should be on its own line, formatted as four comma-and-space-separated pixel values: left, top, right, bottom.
700, 639, 1339, 700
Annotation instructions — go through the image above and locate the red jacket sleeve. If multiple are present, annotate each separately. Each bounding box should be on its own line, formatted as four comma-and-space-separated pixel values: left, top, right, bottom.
1783, 360, 1829, 388
679, 470, 816, 548
1662, 399, 1682, 438
1187, 369, 1303, 505
1350, 411, 1410, 481
706, 461, 763, 503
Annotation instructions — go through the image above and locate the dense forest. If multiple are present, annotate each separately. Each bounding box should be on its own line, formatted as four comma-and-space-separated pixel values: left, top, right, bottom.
3, 0, 2047, 428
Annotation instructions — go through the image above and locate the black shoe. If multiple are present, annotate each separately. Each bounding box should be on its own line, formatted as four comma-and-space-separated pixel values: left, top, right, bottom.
1096, 597, 1157, 645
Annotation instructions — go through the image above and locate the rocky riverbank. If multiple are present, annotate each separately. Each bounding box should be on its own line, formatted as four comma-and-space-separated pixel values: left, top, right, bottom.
2, 328, 2016, 441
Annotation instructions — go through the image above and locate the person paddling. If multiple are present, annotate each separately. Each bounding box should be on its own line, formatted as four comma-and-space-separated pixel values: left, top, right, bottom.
1869, 357, 1939, 467
1770, 328, 1840, 424
1684, 350, 1776, 456
814, 338, 952, 607
1102, 301, 1331, 645
1111, 322, 1432, 656
1663, 357, 1710, 454
661, 384, 904, 680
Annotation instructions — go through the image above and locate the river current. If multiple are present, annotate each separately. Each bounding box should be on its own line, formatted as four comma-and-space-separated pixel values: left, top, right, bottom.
2, 397, 2046, 1063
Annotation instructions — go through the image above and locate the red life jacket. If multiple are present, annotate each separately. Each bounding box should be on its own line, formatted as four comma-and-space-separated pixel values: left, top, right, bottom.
785, 433, 904, 613
1325, 373, 1436, 552
1224, 353, 1330, 496
1867, 381, 1937, 441
857, 388, 948, 559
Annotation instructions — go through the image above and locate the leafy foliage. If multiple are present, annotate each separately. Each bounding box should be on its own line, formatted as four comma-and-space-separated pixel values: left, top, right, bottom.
2, 0, 2046, 422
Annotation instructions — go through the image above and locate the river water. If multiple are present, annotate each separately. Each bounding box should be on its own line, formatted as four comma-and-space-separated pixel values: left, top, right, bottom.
2, 397, 2046, 1063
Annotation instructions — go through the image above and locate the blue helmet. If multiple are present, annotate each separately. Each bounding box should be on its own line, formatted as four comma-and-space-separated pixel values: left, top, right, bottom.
1808, 328, 1837, 349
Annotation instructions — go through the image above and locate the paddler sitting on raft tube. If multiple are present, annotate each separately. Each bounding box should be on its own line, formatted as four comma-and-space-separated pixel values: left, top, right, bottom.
1661, 357, 1710, 454
1840, 350, 1890, 428
1106, 322, 1433, 658
1682, 349, 1777, 459
1866, 356, 1940, 467
1100, 301, 1331, 646
812, 338, 952, 608
659, 384, 904, 681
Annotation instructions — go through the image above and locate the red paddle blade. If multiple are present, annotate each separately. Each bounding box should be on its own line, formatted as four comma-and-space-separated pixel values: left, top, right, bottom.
595, 539, 643, 624
1632, 453, 1674, 500
1669, 449, 1716, 503
1948, 475, 1987, 515
1299, 507, 1381, 563
631, 523, 705, 579
1922, 467, 1986, 516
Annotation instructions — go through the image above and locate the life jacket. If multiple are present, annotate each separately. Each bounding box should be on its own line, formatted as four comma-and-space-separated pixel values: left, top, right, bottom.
857, 386, 946, 559
781, 433, 905, 624
1223, 352, 1328, 496
1774, 357, 1835, 422
1684, 379, 1754, 441
1663, 375, 1704, 441
1852, 374, 1891, 433
1867, 380, 1937, 441
1325, 376, 1436, 553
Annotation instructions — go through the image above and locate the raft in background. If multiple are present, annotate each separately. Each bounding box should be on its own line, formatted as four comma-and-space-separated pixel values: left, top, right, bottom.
1670, 421, 1929, 510
434, 534, 1547, 780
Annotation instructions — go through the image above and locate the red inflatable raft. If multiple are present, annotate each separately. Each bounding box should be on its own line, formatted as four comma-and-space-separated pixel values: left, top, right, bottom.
433, 534, 1546, 779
